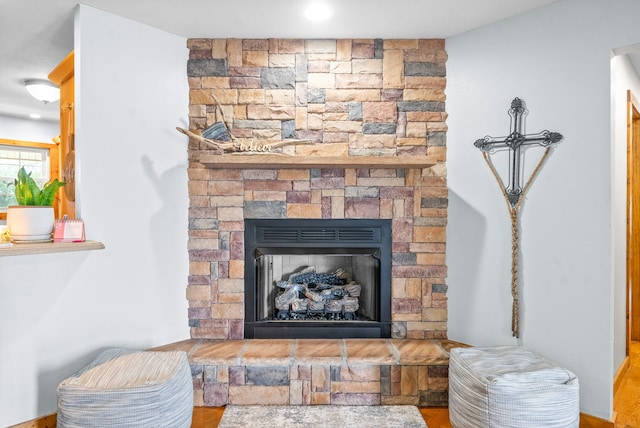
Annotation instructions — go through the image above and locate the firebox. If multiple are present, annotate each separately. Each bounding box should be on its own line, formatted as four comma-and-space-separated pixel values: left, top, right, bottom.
244, 218, 392, 338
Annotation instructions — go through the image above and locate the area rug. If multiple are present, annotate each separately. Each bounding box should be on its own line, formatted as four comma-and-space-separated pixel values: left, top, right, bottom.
217, 405, 427, 427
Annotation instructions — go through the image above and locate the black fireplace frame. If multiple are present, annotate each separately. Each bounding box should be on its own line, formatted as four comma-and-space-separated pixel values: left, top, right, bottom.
244, 218, 392, 339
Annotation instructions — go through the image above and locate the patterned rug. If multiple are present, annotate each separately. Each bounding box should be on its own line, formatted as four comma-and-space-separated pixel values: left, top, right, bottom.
218, 405, 427, 427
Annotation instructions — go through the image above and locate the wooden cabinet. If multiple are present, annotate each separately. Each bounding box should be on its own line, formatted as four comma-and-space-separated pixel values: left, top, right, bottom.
48, 51, 75, 219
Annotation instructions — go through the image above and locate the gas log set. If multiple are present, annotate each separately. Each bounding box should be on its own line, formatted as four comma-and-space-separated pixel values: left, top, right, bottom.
273, 267, 365, 321
244, 218, 391, 338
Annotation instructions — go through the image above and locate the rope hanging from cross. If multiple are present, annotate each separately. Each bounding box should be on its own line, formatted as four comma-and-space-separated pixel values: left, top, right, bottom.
474, 97, 563, 338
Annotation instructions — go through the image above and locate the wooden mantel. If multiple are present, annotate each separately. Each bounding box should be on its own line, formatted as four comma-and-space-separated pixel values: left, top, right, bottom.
199, 154, 436, 169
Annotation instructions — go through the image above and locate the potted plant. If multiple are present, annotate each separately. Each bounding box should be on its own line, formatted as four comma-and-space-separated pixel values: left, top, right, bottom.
6, 167, 65, 242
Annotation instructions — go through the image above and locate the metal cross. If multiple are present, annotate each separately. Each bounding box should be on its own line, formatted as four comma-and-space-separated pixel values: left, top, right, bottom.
474, 97, 563, 208
474, 97, 563, 338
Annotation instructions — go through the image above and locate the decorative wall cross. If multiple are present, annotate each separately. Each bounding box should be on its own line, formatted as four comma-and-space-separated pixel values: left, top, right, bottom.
474, 97, 563, 338
474, 98, 563, 208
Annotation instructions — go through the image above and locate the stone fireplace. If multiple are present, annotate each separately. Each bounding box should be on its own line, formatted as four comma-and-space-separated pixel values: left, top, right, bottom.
185, 38, 448, 341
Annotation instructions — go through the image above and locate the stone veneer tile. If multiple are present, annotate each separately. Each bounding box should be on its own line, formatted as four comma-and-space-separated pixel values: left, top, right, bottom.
344, 339, 397, 365
380, 365, 391, 396
344, 197, 380, 218
330, 392, 380, 405
204, 382, 229, 407
287, 203, 322, 218
294, 339, 344, 365
389, 339, 449, 365
311, 391, 331, 405
390, 364, 401, 383
204, 366, 216, 383
331, 365, 341, 381
242, 339, 293, 365
190, 340, 247, 365
428, 365, 449, 379
419, 390, 448, 407
229, 366, 245, 386
191, 364, 203, 383
291, 364, 312, 381
389, 365, 402, 397
381, 395, 420, 405
228, 385, 290, 405
290, 379, 304, 405
193, 388, 205, 407
302, 379, 312, 405
245, 366, 289, 386
428, 375, 449, 390
418, 366, 429, 390
339, 365, 380, 382
311, 365, 330, 393
216, 365, 229, 383
352, 41, 374, 59
401, 365, 419, 396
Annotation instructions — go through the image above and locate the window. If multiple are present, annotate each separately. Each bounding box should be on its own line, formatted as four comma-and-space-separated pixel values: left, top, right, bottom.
0, 138, 59, 219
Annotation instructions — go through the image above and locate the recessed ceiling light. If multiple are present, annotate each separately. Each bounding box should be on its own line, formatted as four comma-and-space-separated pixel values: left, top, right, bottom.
29, 113, 42, 119
305, 2, 332, 21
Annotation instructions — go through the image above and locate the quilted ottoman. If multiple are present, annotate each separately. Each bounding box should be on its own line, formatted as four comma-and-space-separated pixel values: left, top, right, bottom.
449, 346, 579, 428
57, 348, 193, 427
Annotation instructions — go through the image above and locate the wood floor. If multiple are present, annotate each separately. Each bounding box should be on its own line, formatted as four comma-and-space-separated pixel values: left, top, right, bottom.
613, 341, 640, 428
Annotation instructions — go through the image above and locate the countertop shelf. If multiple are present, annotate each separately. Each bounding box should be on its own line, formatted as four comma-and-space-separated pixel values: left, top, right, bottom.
0, 240, 105, 257
199, 154, 437, 169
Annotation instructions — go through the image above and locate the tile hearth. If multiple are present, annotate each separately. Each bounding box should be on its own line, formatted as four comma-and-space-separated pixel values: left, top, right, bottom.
153, 338, 466, 407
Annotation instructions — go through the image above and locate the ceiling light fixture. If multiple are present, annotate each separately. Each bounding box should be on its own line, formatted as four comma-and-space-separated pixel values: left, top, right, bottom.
23, 79, 59, 104
305, 2, 332, 21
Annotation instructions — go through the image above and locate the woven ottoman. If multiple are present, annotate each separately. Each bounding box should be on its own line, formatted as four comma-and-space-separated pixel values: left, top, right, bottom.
449, 346, 579, 428
57, 348, 193, 427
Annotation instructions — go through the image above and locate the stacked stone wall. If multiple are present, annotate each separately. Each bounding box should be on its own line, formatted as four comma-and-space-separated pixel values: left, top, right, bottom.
192, 362, 448, 407
185, 38, 448, 340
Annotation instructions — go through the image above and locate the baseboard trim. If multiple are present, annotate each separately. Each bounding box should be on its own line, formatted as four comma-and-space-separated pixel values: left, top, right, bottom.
7, 413, 56, 428
614, 355, 630, 396
580, 412, 615, 428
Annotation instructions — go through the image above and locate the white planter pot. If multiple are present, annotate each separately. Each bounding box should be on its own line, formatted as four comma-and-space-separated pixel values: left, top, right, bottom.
6, 206, 54, 240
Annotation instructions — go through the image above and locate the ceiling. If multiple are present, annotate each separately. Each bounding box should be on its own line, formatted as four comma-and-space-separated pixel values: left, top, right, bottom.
3, 0, 633, 124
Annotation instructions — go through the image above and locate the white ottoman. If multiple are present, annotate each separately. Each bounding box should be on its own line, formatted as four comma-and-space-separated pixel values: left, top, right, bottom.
449, 346, 579, 428
57, 348, 193, 428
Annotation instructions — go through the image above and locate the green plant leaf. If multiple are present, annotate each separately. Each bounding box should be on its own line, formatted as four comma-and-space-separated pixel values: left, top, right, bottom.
40, 179, 66, 206
27, 176, 42, 205
14, 167, 34, 205
13, 166, 65, 206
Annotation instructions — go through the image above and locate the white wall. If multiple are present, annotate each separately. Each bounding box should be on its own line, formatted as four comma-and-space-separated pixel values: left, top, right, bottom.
612, 53, 640, 372
446, 0, 640, 419
6, 0, 640, 423
0, 5, 189, 426
0, 115, 58, 143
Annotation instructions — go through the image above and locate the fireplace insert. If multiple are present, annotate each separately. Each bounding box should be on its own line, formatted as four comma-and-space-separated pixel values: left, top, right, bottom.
244, 218, 392, 338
